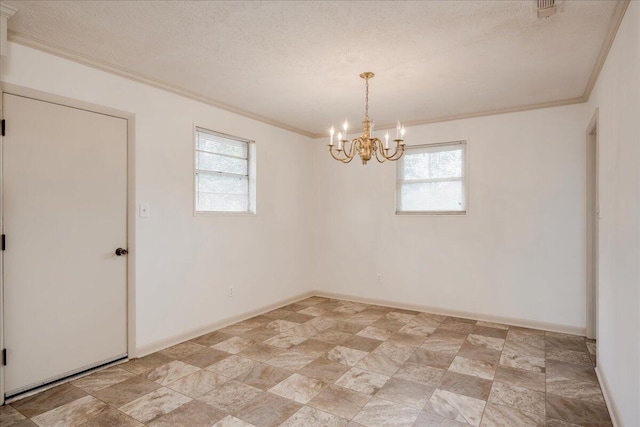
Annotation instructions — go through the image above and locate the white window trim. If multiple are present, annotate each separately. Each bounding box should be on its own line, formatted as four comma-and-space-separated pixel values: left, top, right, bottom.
395, 140, 469, 216
193, 126, 257, 216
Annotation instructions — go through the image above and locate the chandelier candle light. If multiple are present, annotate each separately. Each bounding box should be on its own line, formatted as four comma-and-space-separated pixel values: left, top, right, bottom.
328, 72, 406, 165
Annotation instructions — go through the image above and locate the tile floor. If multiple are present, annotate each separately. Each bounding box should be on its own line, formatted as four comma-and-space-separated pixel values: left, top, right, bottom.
1, 297, 609, 427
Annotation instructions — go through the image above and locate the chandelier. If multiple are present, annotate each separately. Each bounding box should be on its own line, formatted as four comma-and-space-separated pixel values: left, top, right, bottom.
328, 72, 406, 165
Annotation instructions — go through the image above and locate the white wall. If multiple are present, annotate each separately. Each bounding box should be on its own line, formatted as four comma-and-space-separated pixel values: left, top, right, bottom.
585, 2, 640, 425
311, 103, 588, 332
0, 42, 315, 353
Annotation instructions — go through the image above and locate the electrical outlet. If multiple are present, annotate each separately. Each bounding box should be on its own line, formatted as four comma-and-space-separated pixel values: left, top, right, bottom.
228, 286, 233, 297
377, 274, 382, 283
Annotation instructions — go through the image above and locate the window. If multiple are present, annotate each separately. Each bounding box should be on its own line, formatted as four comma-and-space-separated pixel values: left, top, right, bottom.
194, 127, 255, 213
396, 141, 467, 214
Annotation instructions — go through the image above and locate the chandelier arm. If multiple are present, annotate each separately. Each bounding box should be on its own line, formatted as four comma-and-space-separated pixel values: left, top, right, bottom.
347, 138, 359, 157
328, 141, 359, 163
341, 154, 356, 163
339, 145, 357, 163
379, 141, 405, 161
373, 139, 387, 163
344, 139, 355, 158
328, 145, 349, 162
373, 138, 398, 162
388, 143, 406, 161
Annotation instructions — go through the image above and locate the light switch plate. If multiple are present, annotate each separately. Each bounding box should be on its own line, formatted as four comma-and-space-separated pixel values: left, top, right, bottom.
139, 203, 150, 218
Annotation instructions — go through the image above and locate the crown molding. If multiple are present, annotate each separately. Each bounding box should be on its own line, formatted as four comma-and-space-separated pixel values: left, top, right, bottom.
309, 96, 586, 139
1, 4, 18, 56
0, 4, 18, 19
7, 32, 315, 138
582, 0, 630, 100
7, 0, 630, 138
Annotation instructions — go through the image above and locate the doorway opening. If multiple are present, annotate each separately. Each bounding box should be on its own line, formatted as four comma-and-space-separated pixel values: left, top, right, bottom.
586, 109, 599, 347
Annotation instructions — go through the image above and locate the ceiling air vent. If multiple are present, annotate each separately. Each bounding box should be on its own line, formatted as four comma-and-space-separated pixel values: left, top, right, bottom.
537, 0, 556, 18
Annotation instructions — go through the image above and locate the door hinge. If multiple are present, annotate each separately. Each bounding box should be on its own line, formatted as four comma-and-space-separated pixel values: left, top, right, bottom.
2, 349, 6, 366
1, 119, 5, 137
1, 234, 5, 251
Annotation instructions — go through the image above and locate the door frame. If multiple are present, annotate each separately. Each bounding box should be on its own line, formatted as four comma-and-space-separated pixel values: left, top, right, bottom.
586, 108, 599, 344
0, 83, 137, 404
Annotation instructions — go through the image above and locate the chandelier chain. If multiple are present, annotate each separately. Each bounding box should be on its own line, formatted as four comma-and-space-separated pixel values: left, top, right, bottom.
365, 76, 370, 121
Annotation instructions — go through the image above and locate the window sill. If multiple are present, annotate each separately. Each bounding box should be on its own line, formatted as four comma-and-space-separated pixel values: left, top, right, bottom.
194, 211, 257, 217
395, 211, 467, 216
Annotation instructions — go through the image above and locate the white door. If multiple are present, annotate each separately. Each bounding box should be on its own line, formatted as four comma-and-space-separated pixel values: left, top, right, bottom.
2, 93, 128, 397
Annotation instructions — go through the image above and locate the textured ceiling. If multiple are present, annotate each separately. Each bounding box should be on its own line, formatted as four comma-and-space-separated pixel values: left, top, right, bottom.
5, 1, 619, 136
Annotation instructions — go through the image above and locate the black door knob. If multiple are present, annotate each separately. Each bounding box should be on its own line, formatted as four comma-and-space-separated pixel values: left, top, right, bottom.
115, 248, 128, 256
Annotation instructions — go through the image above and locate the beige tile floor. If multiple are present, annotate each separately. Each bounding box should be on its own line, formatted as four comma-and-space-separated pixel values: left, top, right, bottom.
1, 297, 609, 427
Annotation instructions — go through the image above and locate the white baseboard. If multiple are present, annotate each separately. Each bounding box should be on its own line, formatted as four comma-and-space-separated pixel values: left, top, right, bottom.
595, 366, 621, 427
313, 290, 587, 336
133, 290, 315, 358
134, 288, 587, 359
